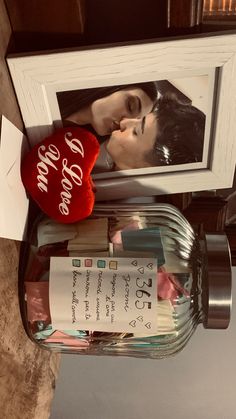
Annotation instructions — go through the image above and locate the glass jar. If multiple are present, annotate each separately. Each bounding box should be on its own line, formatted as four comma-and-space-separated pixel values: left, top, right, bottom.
19, 202, 232, 359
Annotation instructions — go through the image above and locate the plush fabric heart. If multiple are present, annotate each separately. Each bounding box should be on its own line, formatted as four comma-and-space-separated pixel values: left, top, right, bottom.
21, 127, 100, 223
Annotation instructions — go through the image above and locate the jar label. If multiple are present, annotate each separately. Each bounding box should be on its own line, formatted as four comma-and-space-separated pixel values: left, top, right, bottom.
49, 256, 158, 333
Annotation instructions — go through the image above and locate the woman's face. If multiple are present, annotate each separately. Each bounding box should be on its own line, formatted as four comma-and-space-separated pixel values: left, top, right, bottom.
91, 88, 154, 136
106, 112, 158, 170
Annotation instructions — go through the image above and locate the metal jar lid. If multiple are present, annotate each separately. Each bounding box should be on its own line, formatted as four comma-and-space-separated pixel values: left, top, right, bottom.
203, 233, 232, 329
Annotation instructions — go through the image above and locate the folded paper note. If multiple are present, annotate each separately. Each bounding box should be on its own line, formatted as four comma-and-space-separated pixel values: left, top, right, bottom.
0, 116, 29, 240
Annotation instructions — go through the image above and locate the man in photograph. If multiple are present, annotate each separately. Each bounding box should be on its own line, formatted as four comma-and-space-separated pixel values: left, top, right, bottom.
94, 94, 206, 173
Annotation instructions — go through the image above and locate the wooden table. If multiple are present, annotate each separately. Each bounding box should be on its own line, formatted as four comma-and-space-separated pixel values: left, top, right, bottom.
0, 1, 60, 418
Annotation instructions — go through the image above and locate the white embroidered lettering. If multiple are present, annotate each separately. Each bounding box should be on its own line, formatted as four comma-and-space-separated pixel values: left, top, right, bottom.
36, 144, 60, 193
58, 159, 84, 216
59, 202, 69, 216
61, 159, 83, 186
61, 177, 73, 192
38, 144, 60, 170
64, 132, 84, 157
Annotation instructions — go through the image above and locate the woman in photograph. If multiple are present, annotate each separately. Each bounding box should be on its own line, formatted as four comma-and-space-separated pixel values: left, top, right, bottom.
94, 93, 206, 173
57, 81, 158, 136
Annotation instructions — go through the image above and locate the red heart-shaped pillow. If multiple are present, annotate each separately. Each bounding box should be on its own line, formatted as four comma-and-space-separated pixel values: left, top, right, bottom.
21, 127, 100, 223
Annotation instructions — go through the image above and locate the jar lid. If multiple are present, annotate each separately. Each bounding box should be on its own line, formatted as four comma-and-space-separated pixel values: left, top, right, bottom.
203, 233, 232, 329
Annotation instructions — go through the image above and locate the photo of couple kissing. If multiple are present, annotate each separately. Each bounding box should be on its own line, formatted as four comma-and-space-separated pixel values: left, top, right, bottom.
57, 80, 206, 175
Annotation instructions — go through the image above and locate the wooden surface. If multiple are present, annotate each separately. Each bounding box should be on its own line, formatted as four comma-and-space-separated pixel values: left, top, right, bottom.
0, 239, 60, 419
167, 0, 204, 28
0, 1, 60, 418
0, 0, 22, 130
5, 0, 85, 52
5, 0, 85, 33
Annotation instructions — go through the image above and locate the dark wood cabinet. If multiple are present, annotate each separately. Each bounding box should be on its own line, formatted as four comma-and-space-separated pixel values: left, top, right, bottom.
5, 0, 206, 51
168, 0, 204, 28
5, 0, 86, 51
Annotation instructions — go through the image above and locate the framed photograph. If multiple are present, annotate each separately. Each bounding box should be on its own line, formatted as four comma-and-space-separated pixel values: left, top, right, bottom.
7, 33, 236, 201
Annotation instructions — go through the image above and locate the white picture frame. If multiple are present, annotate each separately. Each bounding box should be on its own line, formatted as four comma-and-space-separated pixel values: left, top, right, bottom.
7, 33, 236, 201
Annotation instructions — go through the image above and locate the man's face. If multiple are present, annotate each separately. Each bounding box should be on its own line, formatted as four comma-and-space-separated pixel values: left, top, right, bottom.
106, 112, 158, 170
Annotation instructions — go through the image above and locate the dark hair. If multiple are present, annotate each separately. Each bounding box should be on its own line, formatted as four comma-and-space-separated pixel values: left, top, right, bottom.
145, 94, 206, 166
57, 82, 157, 120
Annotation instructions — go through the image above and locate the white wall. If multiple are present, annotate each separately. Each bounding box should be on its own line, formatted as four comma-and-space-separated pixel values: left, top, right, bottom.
50, 268, 236, 419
